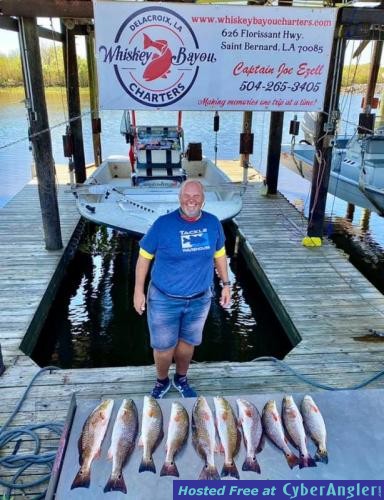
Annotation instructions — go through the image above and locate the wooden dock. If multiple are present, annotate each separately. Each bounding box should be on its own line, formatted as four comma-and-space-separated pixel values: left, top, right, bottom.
1, 162, 384, 496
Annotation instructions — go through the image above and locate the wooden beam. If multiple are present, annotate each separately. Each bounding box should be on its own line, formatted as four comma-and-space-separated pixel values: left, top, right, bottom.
0, 0, 192, 18
0, 0, 93, 19
19, 17, 63, 250
0, 16, 63, 42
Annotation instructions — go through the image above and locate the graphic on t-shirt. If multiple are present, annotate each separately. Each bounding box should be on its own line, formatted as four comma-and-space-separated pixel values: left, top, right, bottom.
180, 228, 210, 252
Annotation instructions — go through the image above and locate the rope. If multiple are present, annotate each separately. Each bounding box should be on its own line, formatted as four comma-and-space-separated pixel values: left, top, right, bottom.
0, 366, 63, 500
250, 356, 384, 391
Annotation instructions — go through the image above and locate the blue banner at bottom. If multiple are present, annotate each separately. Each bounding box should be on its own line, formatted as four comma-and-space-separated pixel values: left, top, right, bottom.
173, 480, 384, 500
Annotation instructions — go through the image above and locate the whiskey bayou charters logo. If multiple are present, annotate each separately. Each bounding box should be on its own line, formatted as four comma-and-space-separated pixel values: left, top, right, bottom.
98, 6, 216, 107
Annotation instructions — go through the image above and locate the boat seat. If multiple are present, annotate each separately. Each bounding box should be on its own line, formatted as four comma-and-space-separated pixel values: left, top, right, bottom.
135, 125, 182, 174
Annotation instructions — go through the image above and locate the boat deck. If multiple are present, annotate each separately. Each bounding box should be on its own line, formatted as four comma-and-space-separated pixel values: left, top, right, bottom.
1, 162, 384, 496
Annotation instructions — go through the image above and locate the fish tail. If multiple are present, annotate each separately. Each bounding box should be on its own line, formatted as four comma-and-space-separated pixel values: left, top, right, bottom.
103, 473, 127, 494
315, 448, 329, 464
286, 453, 300, 469
143, 33, 152, 49
139, 456, 156, 474
199, 464, 220, 480
160, 460, 179, 477
299, 455, 317, 469
221, 461, 240, 479
71, 467, 90, 489
242, 455, 261, 474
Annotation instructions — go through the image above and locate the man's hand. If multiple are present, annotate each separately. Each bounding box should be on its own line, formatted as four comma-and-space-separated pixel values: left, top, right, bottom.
219, 286, 231, 308
134, 290, 146, 315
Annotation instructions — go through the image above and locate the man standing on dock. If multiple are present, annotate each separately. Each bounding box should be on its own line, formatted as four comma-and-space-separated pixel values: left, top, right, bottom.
133, 180, 231, 398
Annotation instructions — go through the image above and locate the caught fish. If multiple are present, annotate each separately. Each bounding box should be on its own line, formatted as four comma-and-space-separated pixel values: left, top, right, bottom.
261, 399, 299, 470
192, 396, 220, 480
282, 395, 316, 469
71, 399, 114, 489
214, 396, 241, 479
104, 399, 139, 493
143, 34, 172, 81
301, 395, 328, 464
237, 399, 263, 473
138, 395, 164, 473
160, 401, 189, 477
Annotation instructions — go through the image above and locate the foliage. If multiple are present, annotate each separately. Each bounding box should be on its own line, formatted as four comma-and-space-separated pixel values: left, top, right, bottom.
0, 47, 383, 89
0, 46, 89, 88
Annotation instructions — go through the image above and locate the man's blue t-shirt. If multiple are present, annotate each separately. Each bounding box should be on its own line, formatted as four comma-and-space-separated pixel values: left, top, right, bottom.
139, 209, 225, 296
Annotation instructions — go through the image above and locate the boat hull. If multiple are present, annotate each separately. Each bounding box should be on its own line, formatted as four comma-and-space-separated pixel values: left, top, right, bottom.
75, 156, 244, 234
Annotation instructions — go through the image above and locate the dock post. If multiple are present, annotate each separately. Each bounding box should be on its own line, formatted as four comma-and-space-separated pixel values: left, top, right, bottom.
62, 20, 87, 184
265, 112, 284, 194
18, 17, 63, 250
86, 26, 102, 167
306, 27, 346, 242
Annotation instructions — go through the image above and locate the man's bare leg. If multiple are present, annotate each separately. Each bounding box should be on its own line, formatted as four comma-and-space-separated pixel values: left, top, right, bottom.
174, 340, 195, 376
153, 348, 175, 379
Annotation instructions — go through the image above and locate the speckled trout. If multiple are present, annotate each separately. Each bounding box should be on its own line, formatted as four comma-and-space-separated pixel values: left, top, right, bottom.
160, 401, 189, 477
261, 399, 299, 469
282, 395, 316, 469
237, 399, 263, 473
214, 396, 241, 479
71, 399, 114, 489
192, 396, 220, 480
104, 399, 138, 493
138, 395, 164, 474
301, 395, 328, 464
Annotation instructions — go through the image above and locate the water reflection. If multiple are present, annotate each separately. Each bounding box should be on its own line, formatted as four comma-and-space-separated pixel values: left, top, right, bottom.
32, 223, 292, 368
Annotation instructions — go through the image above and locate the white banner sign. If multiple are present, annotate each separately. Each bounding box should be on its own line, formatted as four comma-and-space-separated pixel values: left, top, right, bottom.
93, 1, 337, 111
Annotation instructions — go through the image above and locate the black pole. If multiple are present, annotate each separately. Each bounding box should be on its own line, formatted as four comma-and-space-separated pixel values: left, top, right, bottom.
264, 0, 291, 195
307, 24, 345, 239
62, 20, 86, 184
19, 17, 63, 250
265, 112, 284, 194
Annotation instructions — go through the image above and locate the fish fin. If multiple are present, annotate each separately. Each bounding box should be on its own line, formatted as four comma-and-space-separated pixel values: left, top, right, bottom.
161, 74, 167, 79
286, 453, 300, 469
139, 456, 156, 474
242, 456, 261, 474
199, 464, 220, 480
71, 467, 90, 489
103, 473, 127, 494
299, 455, 317, 468
160, 460, 179, 477
221, 460, 240, 479
315, 449, 329, 464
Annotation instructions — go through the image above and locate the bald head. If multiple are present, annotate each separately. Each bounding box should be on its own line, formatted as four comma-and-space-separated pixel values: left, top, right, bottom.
179, 180, 205, 218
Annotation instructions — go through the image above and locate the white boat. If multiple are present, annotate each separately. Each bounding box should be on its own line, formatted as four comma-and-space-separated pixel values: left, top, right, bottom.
74, 112, 244, 234
281, 121, 384, 216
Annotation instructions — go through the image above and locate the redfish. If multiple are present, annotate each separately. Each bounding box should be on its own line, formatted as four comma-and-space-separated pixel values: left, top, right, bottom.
261, 399, 299, 469
143, 33, 172, 81
192, 396, 220, 480
237, 398, 263, 473
282, 395, 317, 469
160, 401, 189, 477
138, 395, 164, 473
71, 399, 114, 489
104, 399, 138, 493
214, 396, 241, 479
301, 395, 328, 464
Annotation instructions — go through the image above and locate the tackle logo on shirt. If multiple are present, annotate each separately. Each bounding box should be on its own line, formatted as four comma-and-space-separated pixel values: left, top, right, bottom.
180, 228, 210, 252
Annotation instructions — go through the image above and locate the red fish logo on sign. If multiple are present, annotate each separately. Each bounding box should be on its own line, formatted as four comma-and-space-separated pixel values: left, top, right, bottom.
99, 6, 217, 108
143, 34, 173, 82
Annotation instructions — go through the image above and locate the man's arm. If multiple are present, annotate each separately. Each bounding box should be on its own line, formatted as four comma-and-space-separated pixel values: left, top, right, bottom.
214, 253, 231, 308
133, 254, 152, 315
